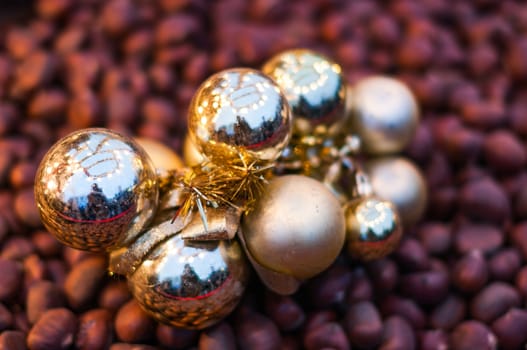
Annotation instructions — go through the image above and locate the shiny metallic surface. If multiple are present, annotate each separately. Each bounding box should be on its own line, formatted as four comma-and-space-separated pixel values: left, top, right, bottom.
34, 128, 158, 252
345, 197, 402, 261
128, 212, 249, 329
183, 134, 205, 167
262, 49, 347, 136
241, 175, 345, 280
188, 68, 292, 163
349, 76, 419, 155
134, 137, 184, 176
365, 157, 427, 226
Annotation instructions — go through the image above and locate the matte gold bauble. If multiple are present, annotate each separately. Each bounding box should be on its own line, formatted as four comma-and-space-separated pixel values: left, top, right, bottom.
365, 157, 427, 226
262, 49, 347, 136
187, 68, 292, 163
241, 175, 345, 280
34, 128, 158, 252
349, 76, 419, 155
127, 212, 249, 330
345, 197, 402, 261
183, 134, 205, 167
135, 137, 184, 176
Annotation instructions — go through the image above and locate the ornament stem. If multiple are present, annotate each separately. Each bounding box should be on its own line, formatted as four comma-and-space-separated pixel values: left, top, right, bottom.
354, 170, 374, 198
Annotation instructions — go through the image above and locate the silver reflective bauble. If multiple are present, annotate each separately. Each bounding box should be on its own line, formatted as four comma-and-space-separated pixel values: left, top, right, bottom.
128, 212, 249, 330
263, 49, 347, 136
241, 175, 345, 280
188, 68, 292, 163
345, 197, 402, 261
365, 157, 427, 226
34, 128, 158, 252
349, 76, 419, 155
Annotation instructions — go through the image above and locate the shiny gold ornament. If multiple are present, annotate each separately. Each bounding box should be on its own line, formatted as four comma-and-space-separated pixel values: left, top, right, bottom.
349, 76, 419, 155
241, 175, 346, 280
262, 49, 347, 136
126, 212, 249, 330
134, 137, 184, 176
183, 134, 205, 167
365, 157, 427, 226
345, 197, 402, 261
188, 68, 292, 164
34, 128, 158, 252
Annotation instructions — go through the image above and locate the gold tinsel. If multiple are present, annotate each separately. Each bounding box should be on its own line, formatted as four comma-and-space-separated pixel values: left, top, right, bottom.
170, 151, 273, 230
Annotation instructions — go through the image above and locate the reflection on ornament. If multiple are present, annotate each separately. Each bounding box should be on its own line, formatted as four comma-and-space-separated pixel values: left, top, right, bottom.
127, 212, 249, 329
349, 76, 419, 155
188, 68, 292, 163
365, 157, 427, 226
34, 128, 158, 252
241, 175, 345, 281
345, 197, 402, 261
263, 49, 347, 136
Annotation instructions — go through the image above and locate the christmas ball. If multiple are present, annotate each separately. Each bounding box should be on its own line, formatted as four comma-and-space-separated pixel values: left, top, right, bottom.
345, 197, 402, 261
135, 137, 184, 176
34, 128, 158, 252
128, 212, 249, 329
349, 76, 419, 155
365, 157, 427, 226
188, 68, 292, 163
183, 134, 205, 167
241, 175, 345, 280
262, 49, 347, 136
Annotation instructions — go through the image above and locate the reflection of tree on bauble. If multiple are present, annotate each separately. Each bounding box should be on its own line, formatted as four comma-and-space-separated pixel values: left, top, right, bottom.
179, 263, 202, 297
87, 183, 109, 220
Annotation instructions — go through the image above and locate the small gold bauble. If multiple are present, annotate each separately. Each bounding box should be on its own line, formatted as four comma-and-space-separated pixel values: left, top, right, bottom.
262, 49, 347, 136
349, 76, 419, 155
365, 157, 427, 226
34, 128, 158, 252
182, 134, 205, 167
345, 197, 402, 261
134, 137, 184, 176
128, 212, 249, 330
241, 175, 345, 280
188, 68, 292, 163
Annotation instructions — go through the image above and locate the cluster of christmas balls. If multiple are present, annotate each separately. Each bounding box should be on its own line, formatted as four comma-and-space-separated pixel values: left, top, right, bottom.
34, 49, 427, 329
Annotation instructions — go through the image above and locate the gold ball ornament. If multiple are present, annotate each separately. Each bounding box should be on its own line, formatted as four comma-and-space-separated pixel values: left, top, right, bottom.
134, 137, 184, 176
241, 175, 345, 280
349, 76, 419, 155
183, 134, 205, 167
345, 197, 402, 261
188, 68, 292, 163
34, 128, 158, 252
262, 49, 347, 136
127, 212, 249, 330
365, 157, 427, 226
